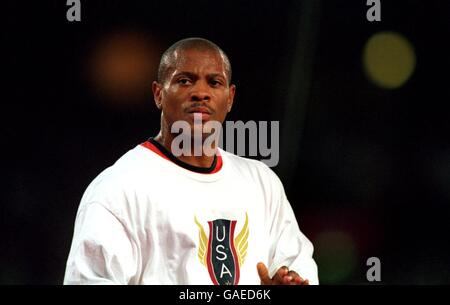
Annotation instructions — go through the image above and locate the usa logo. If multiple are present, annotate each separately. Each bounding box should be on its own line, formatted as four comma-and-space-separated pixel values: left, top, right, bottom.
194, 213, 249, 285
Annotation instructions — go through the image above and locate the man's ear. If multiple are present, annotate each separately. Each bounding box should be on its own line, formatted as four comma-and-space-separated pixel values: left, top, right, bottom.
152, 81, 163, 110
227, 84, 236, 113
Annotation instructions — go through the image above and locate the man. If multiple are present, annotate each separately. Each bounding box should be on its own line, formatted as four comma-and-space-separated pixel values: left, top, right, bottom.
64, 37, 318, 285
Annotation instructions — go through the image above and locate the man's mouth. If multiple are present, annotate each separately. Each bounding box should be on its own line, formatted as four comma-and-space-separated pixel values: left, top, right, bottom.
187, 107, 212, 115
187, 107, 213, 120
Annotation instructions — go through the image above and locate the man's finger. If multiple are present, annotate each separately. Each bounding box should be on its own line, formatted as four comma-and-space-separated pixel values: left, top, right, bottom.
257, 262, 271, 284
295, 276, 309, 285
287, 270, 301, 284
272, 266, 289, 284
293, 276, 302, 284
283, 275, 293, 284
285, 270, 309, 285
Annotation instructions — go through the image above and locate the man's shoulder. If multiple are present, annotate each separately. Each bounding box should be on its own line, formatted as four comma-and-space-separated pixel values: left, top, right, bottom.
77, 144, 154, 212
103, 143, 164, 174
97, 145, 146, 178
219, 148, 281, 183
82, 145, 151, 193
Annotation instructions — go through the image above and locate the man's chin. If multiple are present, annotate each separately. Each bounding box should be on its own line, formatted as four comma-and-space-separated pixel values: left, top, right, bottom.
190, 128, 218, 141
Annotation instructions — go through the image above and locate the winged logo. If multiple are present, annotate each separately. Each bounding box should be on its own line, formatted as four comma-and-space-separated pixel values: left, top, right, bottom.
194, 213, 249, 285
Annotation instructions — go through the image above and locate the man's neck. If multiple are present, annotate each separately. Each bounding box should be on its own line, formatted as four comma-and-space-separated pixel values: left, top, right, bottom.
154, 133, 216, 168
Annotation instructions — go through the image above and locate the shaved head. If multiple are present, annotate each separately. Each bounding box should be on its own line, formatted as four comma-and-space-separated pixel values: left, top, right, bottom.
157, 37, 232, 85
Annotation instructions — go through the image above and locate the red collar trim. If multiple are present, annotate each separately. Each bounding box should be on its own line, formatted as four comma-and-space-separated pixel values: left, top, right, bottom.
140, 141, 223, 174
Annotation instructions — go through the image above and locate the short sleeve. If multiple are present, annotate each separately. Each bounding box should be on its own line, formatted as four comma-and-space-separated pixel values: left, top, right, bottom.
63, 202, 139, 284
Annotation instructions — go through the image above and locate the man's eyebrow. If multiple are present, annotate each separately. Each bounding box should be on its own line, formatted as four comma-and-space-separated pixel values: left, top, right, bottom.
208, 73, 226, 79
173, 71, 197, 78
172, 71, 227, 80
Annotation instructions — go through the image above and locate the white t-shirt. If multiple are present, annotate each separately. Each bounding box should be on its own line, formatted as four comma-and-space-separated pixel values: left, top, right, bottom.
63, 141, 319, 285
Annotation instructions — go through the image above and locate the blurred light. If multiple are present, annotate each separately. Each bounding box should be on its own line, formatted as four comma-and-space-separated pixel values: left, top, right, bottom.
313, 230, 358, 284
363, 31, 416, 89
88, 30, 161, 107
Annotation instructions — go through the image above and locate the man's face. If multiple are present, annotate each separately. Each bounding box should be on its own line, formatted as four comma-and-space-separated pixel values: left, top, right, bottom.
153, 49, 235, 138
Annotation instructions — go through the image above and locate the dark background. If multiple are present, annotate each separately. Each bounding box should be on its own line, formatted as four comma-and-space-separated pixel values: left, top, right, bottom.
2, 0, 450, 284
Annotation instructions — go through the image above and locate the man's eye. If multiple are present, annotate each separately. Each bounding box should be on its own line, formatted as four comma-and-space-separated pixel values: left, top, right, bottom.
178, 79, 191, 85
210, 80, 223, 86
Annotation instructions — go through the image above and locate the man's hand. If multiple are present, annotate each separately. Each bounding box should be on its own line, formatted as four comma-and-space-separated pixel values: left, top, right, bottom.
257, 262, 310, 285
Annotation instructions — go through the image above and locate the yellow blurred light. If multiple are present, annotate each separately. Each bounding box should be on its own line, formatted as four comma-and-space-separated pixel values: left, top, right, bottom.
88, 31, 161, 106
363, 31, 416, 89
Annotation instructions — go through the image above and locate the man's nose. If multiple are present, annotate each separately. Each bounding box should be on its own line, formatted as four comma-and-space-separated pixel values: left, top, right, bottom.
190, 81, 211, 102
